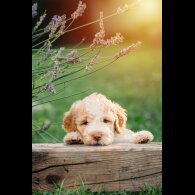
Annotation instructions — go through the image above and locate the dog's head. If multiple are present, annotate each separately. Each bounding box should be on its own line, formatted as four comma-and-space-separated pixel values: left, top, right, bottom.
63, 93, 127, 145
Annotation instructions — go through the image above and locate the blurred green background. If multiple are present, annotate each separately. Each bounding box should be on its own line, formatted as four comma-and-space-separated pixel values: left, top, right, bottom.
32, 0, 162, 143
32, 45, 161, 143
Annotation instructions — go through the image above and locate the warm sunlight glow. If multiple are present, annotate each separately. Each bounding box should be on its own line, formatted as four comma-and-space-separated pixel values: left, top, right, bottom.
136, 0, 161, 22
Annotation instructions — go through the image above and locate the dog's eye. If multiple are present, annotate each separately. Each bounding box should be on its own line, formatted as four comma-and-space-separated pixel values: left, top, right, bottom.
103, 119, 110, 123
81, 121, 88, 125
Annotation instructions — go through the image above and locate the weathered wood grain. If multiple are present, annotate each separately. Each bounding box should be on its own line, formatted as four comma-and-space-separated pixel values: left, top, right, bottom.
32, 143, 162, 192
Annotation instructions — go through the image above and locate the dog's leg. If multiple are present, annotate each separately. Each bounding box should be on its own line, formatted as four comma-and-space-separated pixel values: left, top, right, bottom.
63, 131, 84, 144
129, 130, 154, 144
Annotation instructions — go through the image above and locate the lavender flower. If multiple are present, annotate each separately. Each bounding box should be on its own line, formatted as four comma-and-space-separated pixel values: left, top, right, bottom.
46, 47, 54, 58
53, 49, 81, 64
115, 41, 142, 59
44, 82, 56, 94
71, 1, 86, 19
41, 47, 64, 81
103, 33, 124, 47
48, 15, 62, 36
32, 3, 38, 18
54, 60, 61, 74
38, 44, 55, 65
90, 13, 124, 49
67, 57, 81, 64
33, 11, 47, 32
86, 55, 100, 71
41, 59, 60, 81
65, 50, 81, 64
46, 15, 66, 38
90, 12, 105, 50
51, 47, 65, 61
58, 15, 66, 35
53, 15, 61, 21
66, 50, 77, 59
117, 4, 129, 14
40, 71, 55, 80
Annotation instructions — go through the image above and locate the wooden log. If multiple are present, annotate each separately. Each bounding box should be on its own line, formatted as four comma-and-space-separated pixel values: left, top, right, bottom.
32, 143, 162, 192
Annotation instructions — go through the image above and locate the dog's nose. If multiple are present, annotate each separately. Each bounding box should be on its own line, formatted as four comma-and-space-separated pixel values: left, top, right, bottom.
92, 134, 102, 142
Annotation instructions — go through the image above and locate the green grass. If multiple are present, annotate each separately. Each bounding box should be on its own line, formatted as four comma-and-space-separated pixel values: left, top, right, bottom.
32, 45, 161, 143
32, 185, 162, 195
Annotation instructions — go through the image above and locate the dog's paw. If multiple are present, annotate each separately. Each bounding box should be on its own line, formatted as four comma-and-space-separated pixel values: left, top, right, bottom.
63, 132, 83, 144
130, 130, 154, 144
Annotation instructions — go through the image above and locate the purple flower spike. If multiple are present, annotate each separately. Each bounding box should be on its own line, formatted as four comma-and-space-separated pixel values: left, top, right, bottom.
66, 50, 77, 59
32, 3, 38, 18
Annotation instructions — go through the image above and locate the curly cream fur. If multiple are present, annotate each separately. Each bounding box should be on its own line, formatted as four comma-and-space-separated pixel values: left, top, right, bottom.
63, 93, 154, 145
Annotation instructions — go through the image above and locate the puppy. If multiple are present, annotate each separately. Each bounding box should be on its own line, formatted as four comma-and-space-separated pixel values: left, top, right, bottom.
63, 93, 154, 145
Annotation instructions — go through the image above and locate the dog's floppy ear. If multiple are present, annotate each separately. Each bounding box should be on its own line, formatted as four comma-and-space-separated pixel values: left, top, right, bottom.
63, 101, 80, 132
63, 100, 82, 131
113, 103, 127, 134
63, 110, 77, 132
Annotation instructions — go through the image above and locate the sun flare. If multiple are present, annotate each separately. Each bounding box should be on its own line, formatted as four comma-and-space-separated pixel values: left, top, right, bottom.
136, 0, 161, 22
